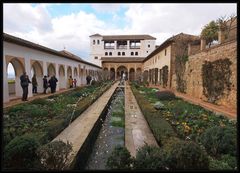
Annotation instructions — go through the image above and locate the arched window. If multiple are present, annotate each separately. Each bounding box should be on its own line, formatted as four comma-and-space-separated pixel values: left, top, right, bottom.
131, 52, 134, 56
122, 52, 125, 56
105, 52, 108, 56
109, 52, 112, 56
93, 40, 96, 45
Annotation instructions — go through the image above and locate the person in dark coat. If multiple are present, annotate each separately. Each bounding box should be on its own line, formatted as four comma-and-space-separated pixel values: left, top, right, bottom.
32, 74, 38, 93
48, 75, 58, 93
86, 75, 92, 85
43, 75, 48, 94
20, 72, 31, 101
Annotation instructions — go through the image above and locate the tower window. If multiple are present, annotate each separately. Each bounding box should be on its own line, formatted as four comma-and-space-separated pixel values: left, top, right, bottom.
135, 52, 138, 56
122, 52, 125, 56
93, 40, 95, 45
148, 44, 150, 48
109, 52, 112, 56
94, 56, 98, 59
97, 40, 100, 44
165, 49, 167, 56
118, 52, 121, 56
131, 52, 134, 56
105, 52, 108, 56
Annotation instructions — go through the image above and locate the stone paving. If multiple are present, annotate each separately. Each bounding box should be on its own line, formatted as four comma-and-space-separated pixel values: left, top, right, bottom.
149, 84, 236, 119
52, 82, 119, 168
125, 82, 159, 157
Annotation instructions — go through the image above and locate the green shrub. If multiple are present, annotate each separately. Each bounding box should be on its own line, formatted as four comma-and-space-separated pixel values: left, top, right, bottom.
31, 98, 49, 105
3, 133, 40, 169
36, 140, 73, 170
156, 90, 176, 100
134, 145, 168, 170
45, 119, 65, 140
106, 146, 133, 170
199, 126, 237, 157
220, 154, 237, 169
165, 139, 209, 170
209, 158, 232, 170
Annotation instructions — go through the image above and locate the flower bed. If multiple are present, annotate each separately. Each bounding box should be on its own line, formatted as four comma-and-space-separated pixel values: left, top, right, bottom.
3, 81, 113, 170
130, 83, 237, 170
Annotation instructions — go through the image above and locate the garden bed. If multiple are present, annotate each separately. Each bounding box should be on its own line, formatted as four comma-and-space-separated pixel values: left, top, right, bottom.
130, 83, 237, 170
3, 81, 114, 170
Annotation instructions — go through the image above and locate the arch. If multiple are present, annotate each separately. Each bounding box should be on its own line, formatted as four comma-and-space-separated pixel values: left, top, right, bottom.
143, 70, 149, 82
31, 61, 43, 93
59, 65, 65, 89
110, 68, 115, 80
74, 67, 78, 78
7, 58, 25, 98
129, 68, 135, 81
116, 65, 128, 80
47, 63, 56, 76
67, 66, 72, 77
103, 67, 109, 80
136, 67, 142, 82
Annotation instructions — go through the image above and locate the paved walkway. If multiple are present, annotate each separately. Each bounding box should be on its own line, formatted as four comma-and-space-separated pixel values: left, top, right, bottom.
52, 82, 119, 168
3, 86, 85, 109
149, 84, 236, 120
125, 82, 159, 157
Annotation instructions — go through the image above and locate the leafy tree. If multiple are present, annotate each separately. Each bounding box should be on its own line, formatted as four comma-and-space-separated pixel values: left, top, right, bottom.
200, 21, 219, 47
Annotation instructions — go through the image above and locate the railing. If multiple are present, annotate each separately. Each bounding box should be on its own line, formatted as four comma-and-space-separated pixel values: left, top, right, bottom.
117, 45, 127, 49
104, 46, 115, 49
130, 46, 140, 49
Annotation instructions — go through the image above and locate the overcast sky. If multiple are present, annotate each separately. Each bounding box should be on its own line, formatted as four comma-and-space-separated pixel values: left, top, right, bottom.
4, 3, 237, 64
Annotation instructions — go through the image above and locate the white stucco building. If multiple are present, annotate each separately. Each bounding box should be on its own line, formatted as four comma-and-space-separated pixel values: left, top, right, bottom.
89, 34, 156, 66
3, 33, 102, 103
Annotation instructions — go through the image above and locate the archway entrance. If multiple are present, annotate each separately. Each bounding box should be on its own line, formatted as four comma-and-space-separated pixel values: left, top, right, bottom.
59, 65, 65, 90
48, 63, 56, 76
129, 68, 135, 81
110, 68, 115, 80
31, 61, 43, 93
116, 66, 128, 80
7, 58, 25, 99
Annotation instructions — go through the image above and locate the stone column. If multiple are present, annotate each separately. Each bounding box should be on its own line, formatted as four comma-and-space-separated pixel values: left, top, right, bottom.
55, 64, 60, 91
200, 39, 206, 50
25, 58, 33, 98
3, 54, 9, 103
64, 65, 68, 88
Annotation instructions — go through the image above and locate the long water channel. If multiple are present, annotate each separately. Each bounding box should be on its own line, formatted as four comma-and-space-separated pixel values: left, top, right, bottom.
84, 83, 125, 170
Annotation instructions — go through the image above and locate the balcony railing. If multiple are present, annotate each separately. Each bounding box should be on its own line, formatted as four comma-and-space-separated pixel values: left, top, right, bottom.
130, 46, 140, 49
104, 46, 115, 49
117, 45, 127, 49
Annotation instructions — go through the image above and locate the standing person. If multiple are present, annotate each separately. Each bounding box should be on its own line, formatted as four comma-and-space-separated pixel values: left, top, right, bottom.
20, 72, 31, 101
32, 74, 38, 93
73, 78, 77, 88
43, 75, 48, 94
47, 75, 51, 93
86, 75, 91, 85
68, 76, 73, 88
49, 75, 58, 93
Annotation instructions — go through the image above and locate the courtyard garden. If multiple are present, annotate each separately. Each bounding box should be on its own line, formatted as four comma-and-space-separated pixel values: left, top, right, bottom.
109, 82, 237, 170
3, 81, 113, 170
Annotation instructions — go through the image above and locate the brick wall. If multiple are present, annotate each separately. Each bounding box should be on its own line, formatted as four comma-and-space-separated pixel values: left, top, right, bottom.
183, 40, 237, 109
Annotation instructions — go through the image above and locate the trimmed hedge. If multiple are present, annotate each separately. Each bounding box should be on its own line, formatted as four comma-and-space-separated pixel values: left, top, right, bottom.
3, 133, 41, 169
131, 85, 176, 145
199, 126, 237, 157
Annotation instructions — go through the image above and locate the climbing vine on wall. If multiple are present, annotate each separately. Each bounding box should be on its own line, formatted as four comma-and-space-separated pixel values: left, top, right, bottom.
162, 65, 168, 88
202, 58, 232, 103
175, 55, 188, 93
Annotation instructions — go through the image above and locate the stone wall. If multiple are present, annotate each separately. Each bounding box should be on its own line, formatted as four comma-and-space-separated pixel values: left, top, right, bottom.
183, 40, 237, 109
